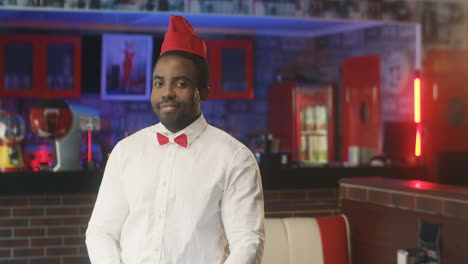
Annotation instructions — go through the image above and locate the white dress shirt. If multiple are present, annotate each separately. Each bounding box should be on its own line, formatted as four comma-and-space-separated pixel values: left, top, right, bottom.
86, 114, 264, 264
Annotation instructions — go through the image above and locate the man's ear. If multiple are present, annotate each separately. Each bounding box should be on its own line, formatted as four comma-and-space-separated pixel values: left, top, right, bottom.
200, 86, 210, 102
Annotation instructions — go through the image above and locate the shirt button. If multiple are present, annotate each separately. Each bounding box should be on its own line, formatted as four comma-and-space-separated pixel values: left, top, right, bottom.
154, 248, 159, 252
161, 181, 167, 187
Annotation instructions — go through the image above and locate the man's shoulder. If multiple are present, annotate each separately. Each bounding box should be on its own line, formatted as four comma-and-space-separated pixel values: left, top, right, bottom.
202, 125, 259, 169
203, 125, 250, 153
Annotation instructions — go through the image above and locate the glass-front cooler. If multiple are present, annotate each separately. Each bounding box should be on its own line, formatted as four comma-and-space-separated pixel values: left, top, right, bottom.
268, 81, 335, 165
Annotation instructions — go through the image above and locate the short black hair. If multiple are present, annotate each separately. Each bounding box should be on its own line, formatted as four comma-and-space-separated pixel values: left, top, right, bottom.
154, 50, 210, 101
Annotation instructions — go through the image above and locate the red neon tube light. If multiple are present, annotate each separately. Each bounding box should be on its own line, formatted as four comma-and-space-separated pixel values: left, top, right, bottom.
414, 77, 421, 123
415, 124, 421, 157
414, 76, 421, 157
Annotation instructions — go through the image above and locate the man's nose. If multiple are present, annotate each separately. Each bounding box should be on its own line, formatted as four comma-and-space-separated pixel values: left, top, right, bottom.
162, 85, 176, 99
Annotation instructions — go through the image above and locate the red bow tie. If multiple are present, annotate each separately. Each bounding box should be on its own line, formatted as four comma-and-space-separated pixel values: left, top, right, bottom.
157, 132, 188, 148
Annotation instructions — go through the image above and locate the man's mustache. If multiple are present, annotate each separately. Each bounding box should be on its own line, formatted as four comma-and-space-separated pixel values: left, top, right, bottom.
157, 100, 180, 108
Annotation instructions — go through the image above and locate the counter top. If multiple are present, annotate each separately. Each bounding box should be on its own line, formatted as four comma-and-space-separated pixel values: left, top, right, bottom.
261, 165, 427, 189
339, 176, 468, 202
0, 170, 103, 195
0, 165, 427, 195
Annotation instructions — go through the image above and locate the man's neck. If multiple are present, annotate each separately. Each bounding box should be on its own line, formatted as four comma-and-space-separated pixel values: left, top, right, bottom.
165, 113, 201, 133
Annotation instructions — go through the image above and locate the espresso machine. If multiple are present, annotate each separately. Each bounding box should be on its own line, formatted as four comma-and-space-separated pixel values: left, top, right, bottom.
0, 110, 26, 172
30, 100, 100, 172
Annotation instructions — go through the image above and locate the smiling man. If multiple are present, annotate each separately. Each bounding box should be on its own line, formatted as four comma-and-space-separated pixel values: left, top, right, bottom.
85, 15, 265, 264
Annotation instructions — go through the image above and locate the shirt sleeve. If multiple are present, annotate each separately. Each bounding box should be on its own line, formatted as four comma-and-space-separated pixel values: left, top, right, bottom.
86, 142, 129, 264
221, 147, 265, 264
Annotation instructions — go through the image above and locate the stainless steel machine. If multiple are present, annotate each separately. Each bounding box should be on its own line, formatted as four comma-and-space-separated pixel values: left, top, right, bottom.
30, 100, 100, 172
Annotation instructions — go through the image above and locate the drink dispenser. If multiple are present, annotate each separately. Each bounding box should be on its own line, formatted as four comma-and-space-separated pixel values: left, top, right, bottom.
30, 99, 100, 172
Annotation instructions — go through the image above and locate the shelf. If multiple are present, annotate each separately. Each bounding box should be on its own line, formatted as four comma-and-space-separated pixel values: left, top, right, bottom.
300, 130, 327, 136
0, 8, 384, 36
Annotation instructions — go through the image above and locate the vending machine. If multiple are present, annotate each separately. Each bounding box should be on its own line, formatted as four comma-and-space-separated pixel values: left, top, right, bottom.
268, 81, 335, 164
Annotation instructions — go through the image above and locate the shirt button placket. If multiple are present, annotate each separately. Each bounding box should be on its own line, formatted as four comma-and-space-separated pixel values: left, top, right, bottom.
153, 145, 175, 262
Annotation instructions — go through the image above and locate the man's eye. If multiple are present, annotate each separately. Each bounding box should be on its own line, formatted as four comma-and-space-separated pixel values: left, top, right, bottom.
154, 81, 162, 87
177, 82, 187, 88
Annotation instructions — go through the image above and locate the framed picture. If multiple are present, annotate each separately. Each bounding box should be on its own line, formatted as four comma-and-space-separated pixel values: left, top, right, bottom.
101, 34, 153, 101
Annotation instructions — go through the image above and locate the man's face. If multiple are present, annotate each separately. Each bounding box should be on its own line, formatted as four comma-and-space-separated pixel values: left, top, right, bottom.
151, 54, 202, 132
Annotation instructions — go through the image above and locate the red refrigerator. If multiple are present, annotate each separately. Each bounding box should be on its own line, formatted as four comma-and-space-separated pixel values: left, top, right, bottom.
341, 55, 381, 164
422, 50, 468, 184
268, 81, 335, 164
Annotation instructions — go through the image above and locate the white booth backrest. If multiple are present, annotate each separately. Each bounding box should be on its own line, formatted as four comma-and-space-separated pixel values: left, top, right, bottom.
263, 215, 351, 264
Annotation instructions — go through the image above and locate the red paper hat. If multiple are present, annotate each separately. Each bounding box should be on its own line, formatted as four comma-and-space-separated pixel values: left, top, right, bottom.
160, 15, 207, 60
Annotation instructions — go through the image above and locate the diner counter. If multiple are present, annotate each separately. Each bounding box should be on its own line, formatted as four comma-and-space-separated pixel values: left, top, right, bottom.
0, 165, 427, 194
339, 176, 468, 264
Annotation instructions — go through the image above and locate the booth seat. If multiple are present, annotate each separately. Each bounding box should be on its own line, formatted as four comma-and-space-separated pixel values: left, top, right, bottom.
263, 214, 351, 264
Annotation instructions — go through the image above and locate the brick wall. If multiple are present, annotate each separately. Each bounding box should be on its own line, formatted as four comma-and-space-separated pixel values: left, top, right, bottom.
0, 195, 95, 264
0, 188, 339, 262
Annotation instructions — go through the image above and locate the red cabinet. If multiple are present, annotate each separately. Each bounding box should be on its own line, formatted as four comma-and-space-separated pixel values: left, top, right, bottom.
206, 40, 253, 99
0, 35, 81, 98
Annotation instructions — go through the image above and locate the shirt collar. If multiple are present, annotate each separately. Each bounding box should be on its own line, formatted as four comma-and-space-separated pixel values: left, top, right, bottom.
154, 114, 207, 148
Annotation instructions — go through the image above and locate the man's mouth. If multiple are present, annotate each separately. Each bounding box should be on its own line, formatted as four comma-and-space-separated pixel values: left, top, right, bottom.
158, 102, 179, 112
